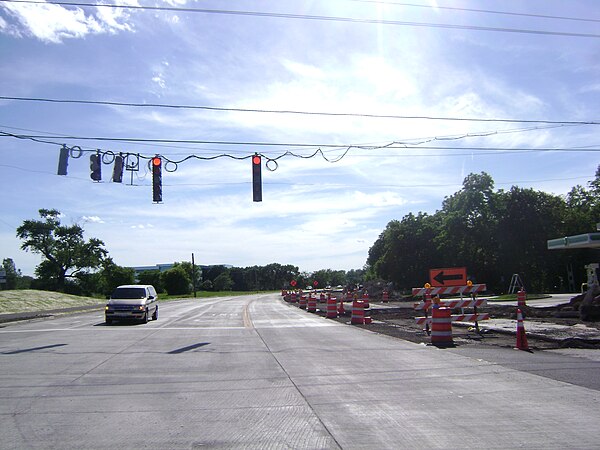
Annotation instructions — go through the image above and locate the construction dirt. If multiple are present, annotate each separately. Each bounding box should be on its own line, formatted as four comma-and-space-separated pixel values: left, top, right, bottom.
325, 301, 600, 350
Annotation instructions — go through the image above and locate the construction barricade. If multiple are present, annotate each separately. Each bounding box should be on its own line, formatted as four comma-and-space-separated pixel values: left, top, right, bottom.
307, 295, 317, 313
413, 284, 489, 344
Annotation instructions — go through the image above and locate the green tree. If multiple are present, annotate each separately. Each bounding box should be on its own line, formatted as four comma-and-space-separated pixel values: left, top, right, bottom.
495, 187, 566, 292
174, 261, 202, 292
16, 209, 107, 292
98, 258, 135, 296
436, 172, 499, 283
311, 269, 346, 288
345, 269, 366, 287
367, 212, 440, 288
1, 258, 21, 290
161, 266, 191, 296
200, 279, 213, 290
213, 271, 234, 291
137, 270, 164, 292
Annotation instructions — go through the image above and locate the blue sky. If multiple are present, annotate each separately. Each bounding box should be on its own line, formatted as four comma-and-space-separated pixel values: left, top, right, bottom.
1, 0, 599, 277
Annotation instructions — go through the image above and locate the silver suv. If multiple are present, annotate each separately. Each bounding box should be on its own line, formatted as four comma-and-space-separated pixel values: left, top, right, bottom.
105, 285, 159, 325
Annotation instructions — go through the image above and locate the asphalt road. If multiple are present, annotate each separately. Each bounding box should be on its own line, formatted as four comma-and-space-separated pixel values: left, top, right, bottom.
1, 293, 600, 449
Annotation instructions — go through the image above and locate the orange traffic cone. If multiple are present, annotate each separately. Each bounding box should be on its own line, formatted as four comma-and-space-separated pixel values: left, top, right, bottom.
516, 308, 530, 351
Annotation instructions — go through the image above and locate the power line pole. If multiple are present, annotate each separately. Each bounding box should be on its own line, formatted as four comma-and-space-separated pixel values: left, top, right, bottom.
191, 253, 197, 298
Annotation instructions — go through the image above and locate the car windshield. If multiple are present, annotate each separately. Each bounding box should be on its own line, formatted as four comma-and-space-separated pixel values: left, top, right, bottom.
111, 287, 146, 299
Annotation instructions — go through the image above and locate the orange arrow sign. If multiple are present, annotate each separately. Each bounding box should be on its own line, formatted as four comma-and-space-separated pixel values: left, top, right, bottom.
429, 267, 467, 287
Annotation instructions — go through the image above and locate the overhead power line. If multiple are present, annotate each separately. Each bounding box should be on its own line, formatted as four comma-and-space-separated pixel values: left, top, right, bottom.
2, 96, 599, 126
2, 130, 598, 153
348, 1, 600, 24
1, 0, 600, 39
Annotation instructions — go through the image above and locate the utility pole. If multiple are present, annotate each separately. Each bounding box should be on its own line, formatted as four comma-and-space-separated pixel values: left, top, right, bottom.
191, 253, 197, 298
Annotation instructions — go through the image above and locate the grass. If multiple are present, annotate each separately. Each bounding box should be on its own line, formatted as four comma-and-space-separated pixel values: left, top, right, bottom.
0, 290, 103, 314
0, 289, 274, 314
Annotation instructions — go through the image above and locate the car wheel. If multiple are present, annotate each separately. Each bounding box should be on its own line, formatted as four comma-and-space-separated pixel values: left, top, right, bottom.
105, 318, 112, 325
143, 309, 149, 324
152, 305, 158, 321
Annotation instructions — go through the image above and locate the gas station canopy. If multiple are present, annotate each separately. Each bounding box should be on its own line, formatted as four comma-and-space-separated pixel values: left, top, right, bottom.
547, 233, 600, 250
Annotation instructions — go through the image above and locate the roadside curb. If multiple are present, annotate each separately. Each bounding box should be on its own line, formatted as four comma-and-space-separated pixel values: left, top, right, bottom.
0, 304, 105, 324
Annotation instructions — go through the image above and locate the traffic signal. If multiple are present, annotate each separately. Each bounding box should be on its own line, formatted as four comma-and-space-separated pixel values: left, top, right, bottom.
152, 156, 162, 203
252, 153, 262, 202
57, 145, 69, 176
112, 154, 124, 183
90, 153, 101, 181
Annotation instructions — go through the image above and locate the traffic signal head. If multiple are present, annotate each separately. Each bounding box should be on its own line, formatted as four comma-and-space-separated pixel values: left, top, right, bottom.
90, 154, 101, 181
57, 145, 69, 176
252, 154, 262, 202
112, 155, 124, 183
152, 156, 162, 203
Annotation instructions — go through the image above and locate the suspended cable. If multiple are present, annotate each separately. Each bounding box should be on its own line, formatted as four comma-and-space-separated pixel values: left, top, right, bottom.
348, 1, 600, 24
1, 96, 599, 126
1, 0, 599, 38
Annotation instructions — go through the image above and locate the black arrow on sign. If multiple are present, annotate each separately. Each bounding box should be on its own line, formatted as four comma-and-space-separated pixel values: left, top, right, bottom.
433, 271, 464, 285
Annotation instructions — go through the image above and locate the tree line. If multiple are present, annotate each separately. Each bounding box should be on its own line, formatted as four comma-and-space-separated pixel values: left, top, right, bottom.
366, 167, 600, 293
2, 209, 365, 296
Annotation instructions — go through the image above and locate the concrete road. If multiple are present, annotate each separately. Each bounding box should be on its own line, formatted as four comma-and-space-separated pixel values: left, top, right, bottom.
491, 293, 580, 307
1, 293, 600, 449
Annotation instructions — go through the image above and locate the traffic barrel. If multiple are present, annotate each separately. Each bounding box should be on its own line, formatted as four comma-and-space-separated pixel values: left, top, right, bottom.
351, 300, 365, 325
307, 295, 317, 313
326, 297, 338, 318
382, 290, 389, 303
291, 292, 297, 303
362, 291, 370, 308
299, 295, 307, 310
516, 308, 530, 351
338, 298, 346, 315
430, 307, 453, 346
362, 291, 371, 324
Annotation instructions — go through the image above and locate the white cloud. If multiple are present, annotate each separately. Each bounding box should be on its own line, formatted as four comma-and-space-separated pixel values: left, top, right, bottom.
0, 0, 136, 43
130, 224, 155, 229
82, 216, 104, 224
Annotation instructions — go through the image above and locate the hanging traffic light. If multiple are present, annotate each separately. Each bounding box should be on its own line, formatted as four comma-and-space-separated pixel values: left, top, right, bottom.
57, 145, 69, 176
252, 153, 262, 202
112, 154, 124, 183
90, 153, 101, 181
152, 156, 162, 203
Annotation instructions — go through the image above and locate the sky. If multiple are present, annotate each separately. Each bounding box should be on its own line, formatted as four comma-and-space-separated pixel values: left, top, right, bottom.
0, 0, 599, 277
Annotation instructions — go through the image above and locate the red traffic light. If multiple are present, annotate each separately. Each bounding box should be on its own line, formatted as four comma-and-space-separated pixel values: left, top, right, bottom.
152, 157, 161, 166
252, 155, 261, 165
